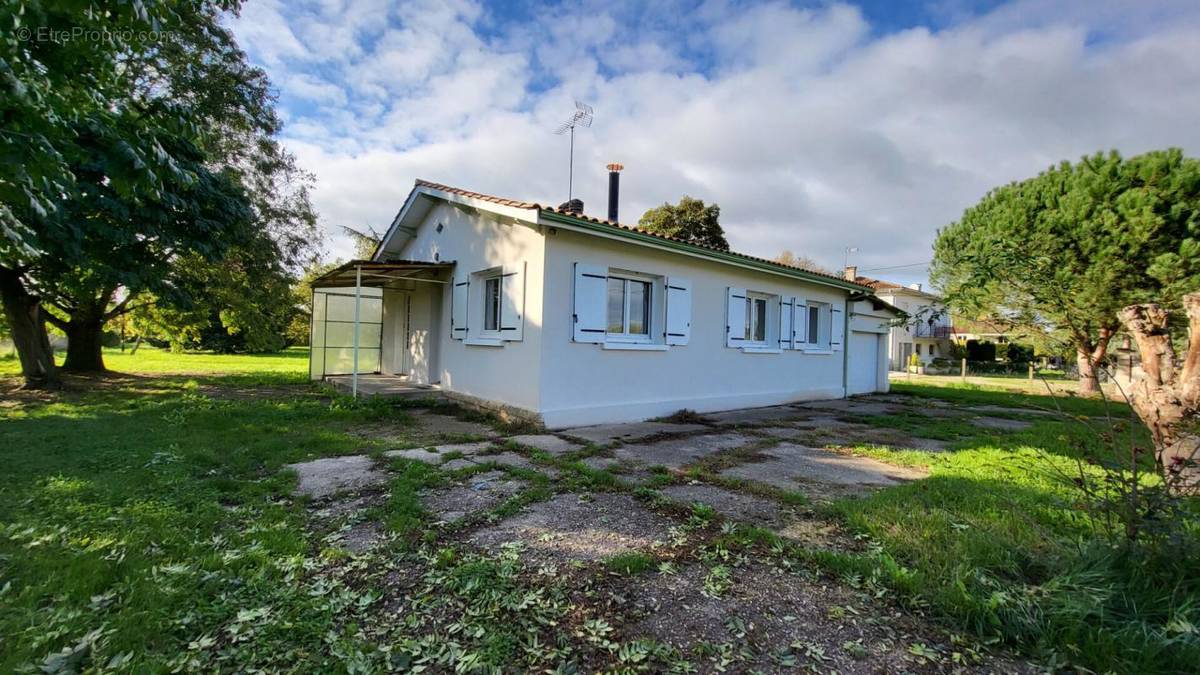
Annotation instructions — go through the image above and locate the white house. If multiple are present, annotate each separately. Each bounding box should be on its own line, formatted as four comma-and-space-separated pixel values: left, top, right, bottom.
309, 176, 899, 428
845, 270, 952, 371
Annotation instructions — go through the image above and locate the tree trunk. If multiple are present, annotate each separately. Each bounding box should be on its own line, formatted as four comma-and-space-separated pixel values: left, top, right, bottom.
1076, 347, 1100, 394
1118, 294, 1200, 492
0, 267, 61, 389
61, 311, 107, 372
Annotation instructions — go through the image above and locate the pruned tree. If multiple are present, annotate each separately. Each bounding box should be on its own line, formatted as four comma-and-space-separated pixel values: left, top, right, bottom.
1117, 292, 1200, 491
638, 197, 729, 251
932, 149, 1200, 395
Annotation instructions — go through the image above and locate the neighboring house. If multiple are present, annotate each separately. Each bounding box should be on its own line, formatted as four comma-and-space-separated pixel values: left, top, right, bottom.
309, 175, 900, 428
844, 269, 952, 371
949, 316, 1020, 345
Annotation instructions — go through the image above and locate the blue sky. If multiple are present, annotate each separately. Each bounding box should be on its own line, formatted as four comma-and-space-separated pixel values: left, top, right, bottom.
229, 0, 1200, 286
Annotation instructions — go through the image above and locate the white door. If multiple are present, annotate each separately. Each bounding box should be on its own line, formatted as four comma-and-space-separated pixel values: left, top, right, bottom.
848, 331, 881, 395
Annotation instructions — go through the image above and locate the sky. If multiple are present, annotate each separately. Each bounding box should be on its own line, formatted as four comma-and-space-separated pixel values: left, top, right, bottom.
228, 0, 1200, 288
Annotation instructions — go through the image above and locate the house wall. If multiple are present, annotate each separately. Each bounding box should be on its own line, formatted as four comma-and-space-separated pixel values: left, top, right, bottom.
538, 229, 850, 428
877, 290, 951, 370
396, 202, 546, 412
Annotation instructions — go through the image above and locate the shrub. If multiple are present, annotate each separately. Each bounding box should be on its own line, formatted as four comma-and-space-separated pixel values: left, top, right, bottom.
965, 339, 997, 361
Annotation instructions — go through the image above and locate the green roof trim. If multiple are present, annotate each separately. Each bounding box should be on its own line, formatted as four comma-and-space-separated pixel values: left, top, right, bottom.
540, 210, 871, 293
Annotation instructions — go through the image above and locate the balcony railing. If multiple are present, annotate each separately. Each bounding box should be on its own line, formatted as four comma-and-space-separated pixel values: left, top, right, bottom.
912, 324, 953, 339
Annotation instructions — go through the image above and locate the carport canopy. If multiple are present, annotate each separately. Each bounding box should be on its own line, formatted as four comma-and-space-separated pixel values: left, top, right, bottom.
309, 260, 454, 394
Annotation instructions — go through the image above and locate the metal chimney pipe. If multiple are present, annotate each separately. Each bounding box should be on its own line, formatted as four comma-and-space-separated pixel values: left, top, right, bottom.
606, 163, 623, 222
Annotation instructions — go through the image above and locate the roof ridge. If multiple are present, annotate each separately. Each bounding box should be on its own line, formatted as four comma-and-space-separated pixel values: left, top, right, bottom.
413, 179, 873, 290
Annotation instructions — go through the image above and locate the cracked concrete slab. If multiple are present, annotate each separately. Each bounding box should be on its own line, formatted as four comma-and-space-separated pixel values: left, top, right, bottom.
421, 470, 527, 523
411, 409, 498, 438
968, 404, 1056, 417
287, 455, 387, 499
472, 451, 560, 477
705, 405, 811, 426
580, 455, 619, 471
468, 492, 673, 562
794, 399, 902, 416
384, 441, 492, 464
559, 421, 710, 445
506, 434, 582, 455
971, 416, 1033, 431
661, 483, 782, 525
613, 432, 756, 469
720, 443, 926, 491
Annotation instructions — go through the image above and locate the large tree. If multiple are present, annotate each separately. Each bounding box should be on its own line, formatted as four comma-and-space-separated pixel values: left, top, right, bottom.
638, 197, 729, 251
1, 1, 318, 382
931, 149, 1200, 394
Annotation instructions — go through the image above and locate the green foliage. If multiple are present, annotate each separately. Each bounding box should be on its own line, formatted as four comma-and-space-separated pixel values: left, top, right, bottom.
842, 383, 1199, 673
965, 340, 996, 362
932, 149, 1200, 367
1, 0, 319, 371
1000, 342, 1034, 364
638, 196, 729, 251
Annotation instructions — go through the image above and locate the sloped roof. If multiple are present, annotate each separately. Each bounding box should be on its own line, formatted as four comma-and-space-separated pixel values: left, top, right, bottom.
412, 179, 873, 291
854, 276, 902, 291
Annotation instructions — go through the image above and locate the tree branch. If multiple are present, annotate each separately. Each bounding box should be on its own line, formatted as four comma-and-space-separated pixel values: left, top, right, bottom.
103, 291, 140, 321
1118, 304, 1174, 387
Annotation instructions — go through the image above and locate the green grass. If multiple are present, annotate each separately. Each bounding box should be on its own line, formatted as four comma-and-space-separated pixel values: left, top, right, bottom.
3, 351, 1198, 673
0, 350, 403, 671
833, 384, 1200, 672
603, 551, 657, 576
0, 345, 311, 384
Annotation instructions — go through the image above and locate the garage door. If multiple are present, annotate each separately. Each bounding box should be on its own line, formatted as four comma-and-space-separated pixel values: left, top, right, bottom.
847, 331, 881, 395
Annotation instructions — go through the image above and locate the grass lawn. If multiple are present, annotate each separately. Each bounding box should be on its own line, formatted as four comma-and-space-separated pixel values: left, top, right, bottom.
1, 349, 1196, 672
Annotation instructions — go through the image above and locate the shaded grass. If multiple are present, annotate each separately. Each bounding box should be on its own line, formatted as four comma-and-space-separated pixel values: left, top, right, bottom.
831, 384, 1199, 673
0, 376, 408, 671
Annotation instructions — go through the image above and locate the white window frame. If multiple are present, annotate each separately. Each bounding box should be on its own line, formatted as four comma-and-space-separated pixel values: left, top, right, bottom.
744, 291, 771, 347
803, 300, 832, 352
477, 269, 503, 339
605, 270, 655, 344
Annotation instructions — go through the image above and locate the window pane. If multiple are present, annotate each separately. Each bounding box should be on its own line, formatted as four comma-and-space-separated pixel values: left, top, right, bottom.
808, 306, 820, 344
484, 277, 500, 331
753, 298, 767, 342
628, 281, 650, 335
607, 278, 625, 333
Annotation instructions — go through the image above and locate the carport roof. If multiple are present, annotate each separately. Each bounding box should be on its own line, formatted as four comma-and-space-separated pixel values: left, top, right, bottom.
311, 259, 453, 288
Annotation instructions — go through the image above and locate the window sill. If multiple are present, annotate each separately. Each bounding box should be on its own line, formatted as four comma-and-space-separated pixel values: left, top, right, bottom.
465, 337, 504, 347
603, 342, 669, 351
741, 346, 782, 354
803, 348, 833, 355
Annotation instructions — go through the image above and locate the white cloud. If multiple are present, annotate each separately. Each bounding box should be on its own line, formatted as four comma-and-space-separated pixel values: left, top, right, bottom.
229, 0, 1200, 283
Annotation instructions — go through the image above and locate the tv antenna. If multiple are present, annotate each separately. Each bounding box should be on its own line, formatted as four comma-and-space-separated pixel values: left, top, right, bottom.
554, 101, 593, 200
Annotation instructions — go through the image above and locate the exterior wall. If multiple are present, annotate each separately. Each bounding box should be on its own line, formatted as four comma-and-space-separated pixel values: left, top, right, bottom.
538, 229, 849, 428
396, 202, 546, 413
877, 290, 952, 370
848, 298, 893, 394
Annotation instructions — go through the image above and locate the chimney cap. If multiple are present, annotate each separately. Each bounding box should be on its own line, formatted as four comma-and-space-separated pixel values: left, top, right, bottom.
606, 163, 624, 172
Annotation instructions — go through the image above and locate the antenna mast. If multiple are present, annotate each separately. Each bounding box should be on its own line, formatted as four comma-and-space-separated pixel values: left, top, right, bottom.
554, 101, 593, 200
